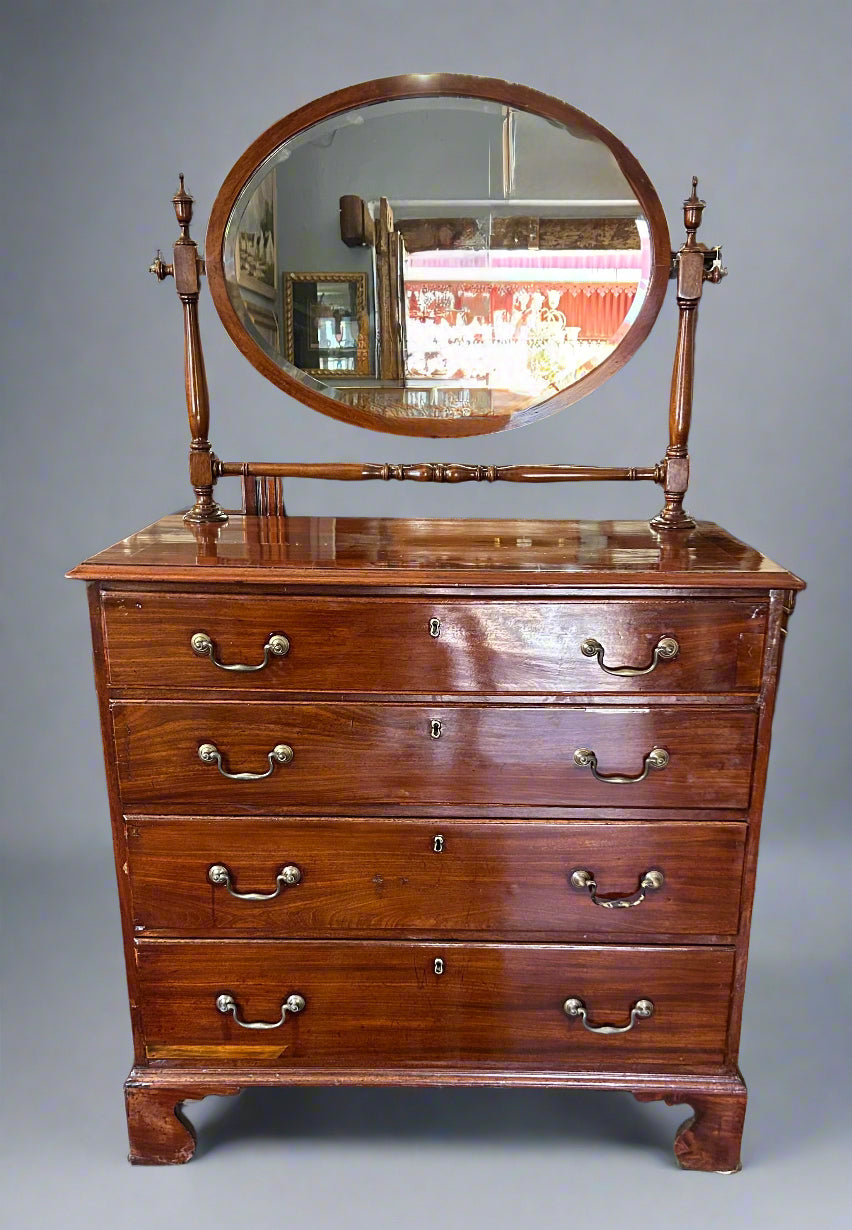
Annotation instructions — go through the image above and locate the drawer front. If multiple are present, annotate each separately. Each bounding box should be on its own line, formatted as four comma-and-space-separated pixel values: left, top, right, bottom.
102, 593, 767, 694
136, 940, 735, 1072
127, 818, 746, 939
113, 702, 757, 812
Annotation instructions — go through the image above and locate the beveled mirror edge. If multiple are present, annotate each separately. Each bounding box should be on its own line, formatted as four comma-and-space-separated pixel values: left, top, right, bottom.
205, 73, 671, 438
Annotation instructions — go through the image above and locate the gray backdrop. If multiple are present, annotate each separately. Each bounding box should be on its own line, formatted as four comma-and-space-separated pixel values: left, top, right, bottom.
1, 1, 850, 1226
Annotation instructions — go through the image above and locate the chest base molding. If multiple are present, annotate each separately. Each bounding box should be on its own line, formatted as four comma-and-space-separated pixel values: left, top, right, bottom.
125, 1064, 747, 1172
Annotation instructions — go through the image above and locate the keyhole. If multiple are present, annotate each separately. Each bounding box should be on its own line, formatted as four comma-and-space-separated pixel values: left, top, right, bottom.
434, 958, 445, 976
433, 834, 444, 853
430, 719, 443, 739
429, 618, 441, 638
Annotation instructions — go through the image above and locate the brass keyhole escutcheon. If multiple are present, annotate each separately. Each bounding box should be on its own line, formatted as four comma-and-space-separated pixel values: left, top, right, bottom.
434, 958, 445, 975
429, 618, 441, 638
433, 834, 444, 853
430, 719, 443, 739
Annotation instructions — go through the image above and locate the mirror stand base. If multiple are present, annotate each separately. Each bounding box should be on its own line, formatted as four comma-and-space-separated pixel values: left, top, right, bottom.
184, 492, 229, 525
649, 507, 696, 532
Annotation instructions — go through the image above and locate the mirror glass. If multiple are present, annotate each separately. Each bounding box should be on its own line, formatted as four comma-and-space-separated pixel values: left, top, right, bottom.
220, 94, 659, 434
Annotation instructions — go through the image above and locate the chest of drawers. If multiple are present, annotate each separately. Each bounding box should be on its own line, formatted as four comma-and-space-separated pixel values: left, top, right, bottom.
70, 514, 802, 1170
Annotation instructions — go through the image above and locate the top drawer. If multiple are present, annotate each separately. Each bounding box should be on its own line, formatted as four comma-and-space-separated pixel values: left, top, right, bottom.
102, 593, 767, 695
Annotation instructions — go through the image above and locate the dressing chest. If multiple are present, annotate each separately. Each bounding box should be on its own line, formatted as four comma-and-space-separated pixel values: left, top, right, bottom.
69, 75, 803, 1169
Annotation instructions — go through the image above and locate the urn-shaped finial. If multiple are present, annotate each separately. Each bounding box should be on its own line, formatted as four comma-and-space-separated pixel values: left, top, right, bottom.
683, 175, 706, 240
172, 172, 194, 234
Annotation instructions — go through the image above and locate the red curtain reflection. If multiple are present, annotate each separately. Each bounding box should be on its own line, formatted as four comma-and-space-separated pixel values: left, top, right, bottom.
406, 281, 637, 342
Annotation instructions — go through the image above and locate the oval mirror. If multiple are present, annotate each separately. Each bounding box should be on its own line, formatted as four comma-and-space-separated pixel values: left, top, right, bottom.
206, 75, 670, 437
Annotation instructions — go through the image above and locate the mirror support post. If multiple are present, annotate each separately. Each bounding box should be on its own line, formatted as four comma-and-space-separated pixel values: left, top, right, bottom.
151, 177, 228, 525
651, 178, 726, 532
374, 198, 404, 382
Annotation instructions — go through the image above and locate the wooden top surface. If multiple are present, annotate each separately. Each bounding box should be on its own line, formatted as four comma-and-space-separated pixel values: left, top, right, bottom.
68, 514, 804, 591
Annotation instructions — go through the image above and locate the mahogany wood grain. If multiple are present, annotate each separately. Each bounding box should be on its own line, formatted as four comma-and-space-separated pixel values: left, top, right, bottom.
125, 1080, 239, 1164
160, 178, 227, 524
102, 593, 767, 695
112, 702, 758, 813
651, 182, 706, 531
224, 459, 661, 483
725, 588, 791, 1065
126, 818, 746, 940
243, 475, 286, 517
123, 1064, 746, 1167
67, 516, 805, 592
136, 940, 735, 1072
126, 1063, 746, 1092
635, 1080, 747, 1172
67, 517, 804, 1169
84, 585, 147, 1061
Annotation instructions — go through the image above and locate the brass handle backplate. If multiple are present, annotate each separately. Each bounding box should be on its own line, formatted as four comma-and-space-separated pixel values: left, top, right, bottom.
216, 992, 305, 1029
191, 630, 290, 671
573, 746, 669, 783
208, 863, 302, 900
198, 741, 294, 780
580, 635, 678, 676
563, 997, 654, 1034
570, 867, 664, 908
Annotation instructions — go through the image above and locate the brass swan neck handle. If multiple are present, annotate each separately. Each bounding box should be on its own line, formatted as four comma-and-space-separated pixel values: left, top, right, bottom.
198, 742, 293, 780
208, 863, 302, 900
573, 746, 669, 784
580, 636, 679, 676
191, 630, 290, 672
216, 993, 305, 1029
563, 997, 654, 1034
570, 867, 664, 908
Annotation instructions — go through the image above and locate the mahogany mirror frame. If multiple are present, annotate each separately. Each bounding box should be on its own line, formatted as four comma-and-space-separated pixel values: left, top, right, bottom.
205, 73, 672, 439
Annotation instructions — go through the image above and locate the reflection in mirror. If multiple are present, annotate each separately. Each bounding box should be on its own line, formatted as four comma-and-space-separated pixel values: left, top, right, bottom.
284, 273, 369, 375
222, 96, 654, 433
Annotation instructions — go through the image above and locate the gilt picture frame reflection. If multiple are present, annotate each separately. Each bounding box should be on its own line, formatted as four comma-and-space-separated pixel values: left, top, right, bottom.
284, 272, 370, 377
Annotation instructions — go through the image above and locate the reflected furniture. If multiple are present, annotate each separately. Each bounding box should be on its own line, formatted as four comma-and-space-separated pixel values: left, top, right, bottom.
70, 74, 803, 1169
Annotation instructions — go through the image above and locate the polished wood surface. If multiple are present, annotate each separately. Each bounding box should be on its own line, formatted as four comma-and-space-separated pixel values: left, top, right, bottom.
69, 40, 806, 1183
126, 86, 786, 1192
223, 459, 663, 484
127, 1063, 746, 1093
635, 1083, 747, 1173
242, 474, 286, 517
84, 585, 148, 1063
112, 701, 757, 812
71, 514, 802, 1168
124, 1065, 746, 1166
69, 515, 805, 590
204, 75, 671, 438
127, 818, 746, 940
149, 178, 226, 524
651, 179, 725, 532
125, 1082, 238, 1165
136, 940, 734, 1072
102, 593, 766, 695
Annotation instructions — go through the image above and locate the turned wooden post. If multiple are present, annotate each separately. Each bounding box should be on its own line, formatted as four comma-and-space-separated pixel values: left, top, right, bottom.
150, 176, 228, 524
374, 197, 404, 381
651, 177, 726, 532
